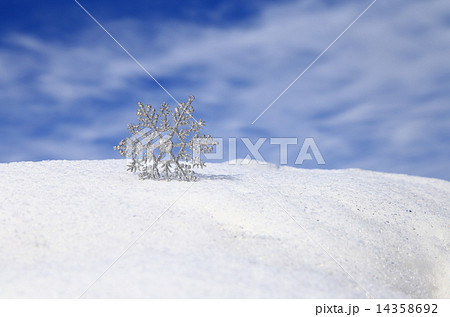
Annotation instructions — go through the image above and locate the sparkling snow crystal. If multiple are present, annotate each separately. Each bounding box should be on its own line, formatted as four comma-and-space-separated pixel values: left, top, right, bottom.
114, 95, 216, 181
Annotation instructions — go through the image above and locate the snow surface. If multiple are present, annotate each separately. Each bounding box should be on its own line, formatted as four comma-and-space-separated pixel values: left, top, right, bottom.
0, 159, 449, 298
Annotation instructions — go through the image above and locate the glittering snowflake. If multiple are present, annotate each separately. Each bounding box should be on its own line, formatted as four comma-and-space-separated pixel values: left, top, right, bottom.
114, 95, 216, 181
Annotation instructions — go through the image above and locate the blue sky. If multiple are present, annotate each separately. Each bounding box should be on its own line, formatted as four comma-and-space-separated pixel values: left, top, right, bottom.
1, 0, 449, 180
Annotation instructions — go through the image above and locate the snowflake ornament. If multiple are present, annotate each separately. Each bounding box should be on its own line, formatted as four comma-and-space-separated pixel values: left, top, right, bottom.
114, 95, 216, 181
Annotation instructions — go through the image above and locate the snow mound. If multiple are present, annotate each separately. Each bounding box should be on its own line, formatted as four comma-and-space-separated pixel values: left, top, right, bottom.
0, 159, 449, 298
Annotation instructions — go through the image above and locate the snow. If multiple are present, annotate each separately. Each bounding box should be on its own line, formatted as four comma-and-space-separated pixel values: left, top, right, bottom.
0, 159, 449, 298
